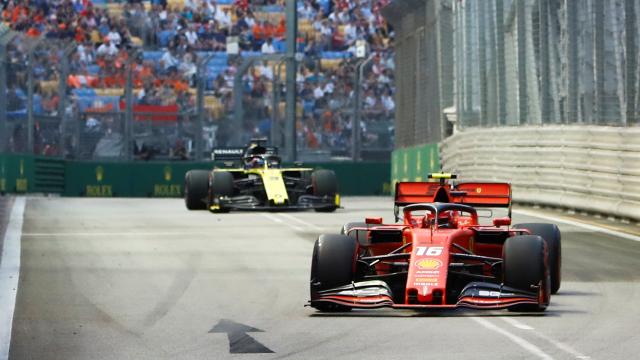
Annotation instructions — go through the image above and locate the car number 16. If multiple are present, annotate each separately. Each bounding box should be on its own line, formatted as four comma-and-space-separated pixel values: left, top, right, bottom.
415, 246, 444, 256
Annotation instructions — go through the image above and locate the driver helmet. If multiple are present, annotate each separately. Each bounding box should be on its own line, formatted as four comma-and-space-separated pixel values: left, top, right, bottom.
245, 156, 265, 169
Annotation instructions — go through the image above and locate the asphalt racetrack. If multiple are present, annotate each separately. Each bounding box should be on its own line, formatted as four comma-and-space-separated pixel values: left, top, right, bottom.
6, 197, 640, 359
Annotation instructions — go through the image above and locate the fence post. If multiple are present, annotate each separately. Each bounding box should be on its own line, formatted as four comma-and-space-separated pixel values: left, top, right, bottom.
284, 0, 298, 162
495, 0, 507, 125
624, 0, 636, 125
353, 54, 375, 161
516, 0, 527, 125
27, 44, 35, 154
565, 0, 579, 124
57, 43, 74, 157
196, 53, 214, 160
0, 46, 5, 152
272, 60, 286, 148
124, 55, 135, 161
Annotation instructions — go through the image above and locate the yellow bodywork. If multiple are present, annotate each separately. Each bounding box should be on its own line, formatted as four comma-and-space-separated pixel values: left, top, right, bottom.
214, 166, 314, 205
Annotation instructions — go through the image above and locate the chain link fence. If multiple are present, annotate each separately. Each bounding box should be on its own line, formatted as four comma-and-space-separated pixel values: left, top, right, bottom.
385, 0, 640, 150
1, 32, 394, 163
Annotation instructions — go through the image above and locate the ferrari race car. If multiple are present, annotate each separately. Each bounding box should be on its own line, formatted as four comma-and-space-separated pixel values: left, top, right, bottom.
184, 140, 340, 212
309, 173, 561, 312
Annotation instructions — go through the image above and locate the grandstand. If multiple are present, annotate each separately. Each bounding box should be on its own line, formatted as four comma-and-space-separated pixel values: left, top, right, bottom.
2, 0, 394, 160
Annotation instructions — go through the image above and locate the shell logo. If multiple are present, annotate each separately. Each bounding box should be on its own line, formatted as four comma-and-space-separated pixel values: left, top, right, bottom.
476, 187, 482, 193
415, 259, 442, 270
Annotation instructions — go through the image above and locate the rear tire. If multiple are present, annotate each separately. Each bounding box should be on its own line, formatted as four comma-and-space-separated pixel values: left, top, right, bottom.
208, 171, 235, 213
312, 169, 338, 213
503, 235, 549, 312
310, 234, 358, 311
184, 170, 210, 210
514, 223, 561, 294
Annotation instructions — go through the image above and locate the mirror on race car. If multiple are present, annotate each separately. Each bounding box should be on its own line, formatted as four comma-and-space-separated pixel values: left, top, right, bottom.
493, 217, 511, 227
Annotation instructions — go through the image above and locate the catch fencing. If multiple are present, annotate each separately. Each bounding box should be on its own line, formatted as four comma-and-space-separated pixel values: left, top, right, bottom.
384, 0, 640, 149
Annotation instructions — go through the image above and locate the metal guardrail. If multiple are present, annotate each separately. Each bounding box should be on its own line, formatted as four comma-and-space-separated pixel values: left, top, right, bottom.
440, 126, 640, 221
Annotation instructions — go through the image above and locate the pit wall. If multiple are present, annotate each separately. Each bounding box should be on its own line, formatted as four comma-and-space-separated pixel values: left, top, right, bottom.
0, 155, 390, 197
440, 126, 640, 221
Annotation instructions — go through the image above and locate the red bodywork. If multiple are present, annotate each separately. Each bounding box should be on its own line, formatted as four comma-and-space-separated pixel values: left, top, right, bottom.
313, 181, 549, 310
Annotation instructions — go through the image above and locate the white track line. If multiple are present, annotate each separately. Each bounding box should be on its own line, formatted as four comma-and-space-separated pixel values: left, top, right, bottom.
470, 317, 554, 360
277, 213, 324, 232
499, 317, 591, 359
0, 197, 26, 360
261, 213, 303, 232
514, 209, 640, 243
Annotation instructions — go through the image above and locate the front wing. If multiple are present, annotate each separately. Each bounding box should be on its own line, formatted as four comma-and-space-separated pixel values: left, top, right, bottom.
213, 194, 339, 211
309, 281, 544, 310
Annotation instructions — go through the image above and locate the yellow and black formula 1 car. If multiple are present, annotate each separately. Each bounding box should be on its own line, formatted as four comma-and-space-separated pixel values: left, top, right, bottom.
184, 140, 340, 213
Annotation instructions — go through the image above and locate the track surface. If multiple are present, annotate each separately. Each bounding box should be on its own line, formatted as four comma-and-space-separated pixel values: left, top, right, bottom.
7, 197, 640, 359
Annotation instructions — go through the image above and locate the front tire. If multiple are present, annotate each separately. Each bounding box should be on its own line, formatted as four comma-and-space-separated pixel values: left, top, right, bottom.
513, 223, 561, 294
310, 234, 358, 311
184, 170, 210, 210
503, 235, 549, 312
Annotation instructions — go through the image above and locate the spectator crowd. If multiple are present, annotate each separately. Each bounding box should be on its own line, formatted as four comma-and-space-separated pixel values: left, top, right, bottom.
2, 0, 395, 159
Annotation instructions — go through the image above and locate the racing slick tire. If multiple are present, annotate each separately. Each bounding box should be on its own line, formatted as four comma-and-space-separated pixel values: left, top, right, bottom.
310, 234, 358, 312
208, 171, 234, 213
184, 170, 210, 210
341, 222, 369, 245
312, 170, 338, 212
503, 235, 550, 312
513, 223, 561, 294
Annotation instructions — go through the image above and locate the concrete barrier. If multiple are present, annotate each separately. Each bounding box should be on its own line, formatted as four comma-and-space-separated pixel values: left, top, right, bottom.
440, 126, 640, 221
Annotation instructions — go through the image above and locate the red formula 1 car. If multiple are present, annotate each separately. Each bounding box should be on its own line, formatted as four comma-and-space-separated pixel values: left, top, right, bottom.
309, 174, 561, 312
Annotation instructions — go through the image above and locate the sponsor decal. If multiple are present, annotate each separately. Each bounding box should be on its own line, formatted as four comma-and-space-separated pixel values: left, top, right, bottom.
479, 290, 501, 297
153, 184, 182, 197
16, 159, 28, 192
476, 187, 482, 193
415, 277, 439, 283
96, 166, 104, 182
164, 166, 172, 181
86, 185, 113, 197
213, 148, 244, 154
16, 178, 27, 192
416, 270, 440, 275
415, 258, 442, 270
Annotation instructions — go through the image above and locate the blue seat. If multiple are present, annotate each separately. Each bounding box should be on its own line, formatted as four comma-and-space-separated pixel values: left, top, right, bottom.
157, 30, 175, 48
143, 51, 164, 62
241, 51, 262, 58
273, 40, 286, 53
262, 5, 284, 13
321, 51, 351, 59
86, 64, 101, 75
72, 88, 97, 97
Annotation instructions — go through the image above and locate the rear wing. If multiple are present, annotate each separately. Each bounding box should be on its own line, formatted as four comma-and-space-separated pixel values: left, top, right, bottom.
394, 181, 511, 208
211, 148, 245, 161
210, 146, 278, 161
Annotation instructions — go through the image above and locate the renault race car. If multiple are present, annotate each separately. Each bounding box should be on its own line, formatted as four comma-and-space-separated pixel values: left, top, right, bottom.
309, 173, 561, 312
184, 140, 340, 212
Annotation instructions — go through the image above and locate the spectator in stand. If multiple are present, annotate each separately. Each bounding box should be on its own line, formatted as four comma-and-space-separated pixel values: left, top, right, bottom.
3, 0, 395, 157
261, 37, 275, 54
